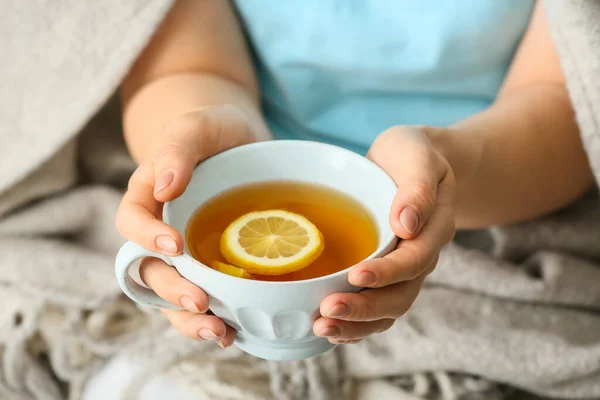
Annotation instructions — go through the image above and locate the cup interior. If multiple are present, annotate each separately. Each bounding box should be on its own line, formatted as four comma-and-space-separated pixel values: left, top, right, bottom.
165, 141, 397, 277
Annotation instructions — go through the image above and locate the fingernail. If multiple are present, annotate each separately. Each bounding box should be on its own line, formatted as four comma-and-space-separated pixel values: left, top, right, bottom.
355, 271, 377, 286
199, 329, 219, 340
400, 207, 419, 235
156, 235, 178, 253
216, 340, 226, 349
180, 296, 200, 313
318, 326, 340, 338
155, 170, 174, 194
327, 303, 350, 318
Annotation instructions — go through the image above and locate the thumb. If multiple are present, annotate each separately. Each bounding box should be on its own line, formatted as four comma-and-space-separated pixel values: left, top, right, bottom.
390, 162, 454, 239
390, 178, 438, 239
367, 127, 453, 240
390, 165, 454, 240
152, 106, 254, 202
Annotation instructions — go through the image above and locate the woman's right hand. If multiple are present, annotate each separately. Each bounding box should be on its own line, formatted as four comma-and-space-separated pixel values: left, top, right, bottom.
115, 105, 256, 348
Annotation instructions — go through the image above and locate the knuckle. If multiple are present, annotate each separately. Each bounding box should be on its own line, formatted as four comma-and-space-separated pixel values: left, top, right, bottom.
378, 319, 395, 333
163, 111, 215, 155
126, 165, 154, 194
420, 255, 437, 277
369, 125, 434, 164
445, 221, 456, 245
396, 287, 423, 318
165, 111, 209, 138
429, 254, 440, 270
163, 312, 202, 340
192, 110, 221, 143
179, 325, 201, 340
217, 104, 242, 116
374, 126, 399, 143
403, 297, 418, 315
179, 278, 205, 299
428, 145, 446, 169
397, 306, 411, 319
390, 301, 412, 319
161, 107, 253, 160
352, 294, 377, 321
350, 305, 369, 322
438, 155, 452, 175
383, 124, 413, 137
213, 104, 248, 129
385, 300, 404, 319
409, 181, 436, 210
396, 244, 428, 281
424, 257, 438, 276
368, 129, 398, 162
151, 143, 194, 167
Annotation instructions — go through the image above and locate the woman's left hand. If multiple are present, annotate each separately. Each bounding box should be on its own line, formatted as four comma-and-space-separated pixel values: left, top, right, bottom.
313, 126, 456, 344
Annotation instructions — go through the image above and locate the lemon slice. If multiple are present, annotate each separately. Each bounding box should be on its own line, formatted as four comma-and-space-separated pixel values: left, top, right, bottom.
212, 260, 253, 279
220, 210, 324, 275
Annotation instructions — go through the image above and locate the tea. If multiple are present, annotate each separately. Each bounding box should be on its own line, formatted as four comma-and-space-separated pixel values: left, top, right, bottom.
186, 181, 378, 281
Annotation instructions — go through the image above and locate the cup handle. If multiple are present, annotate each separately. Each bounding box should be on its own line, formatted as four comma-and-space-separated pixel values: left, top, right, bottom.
115, 241, 184, 310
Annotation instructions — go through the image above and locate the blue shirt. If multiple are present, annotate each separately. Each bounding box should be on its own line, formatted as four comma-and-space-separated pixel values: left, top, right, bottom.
234, 0, 535, 154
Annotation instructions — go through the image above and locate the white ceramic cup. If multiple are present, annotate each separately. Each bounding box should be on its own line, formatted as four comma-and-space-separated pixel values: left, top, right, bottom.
115, 140, 397, 360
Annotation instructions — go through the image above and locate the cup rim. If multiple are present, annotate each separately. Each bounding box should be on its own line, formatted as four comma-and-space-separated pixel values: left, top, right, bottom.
164, 140, 398, 286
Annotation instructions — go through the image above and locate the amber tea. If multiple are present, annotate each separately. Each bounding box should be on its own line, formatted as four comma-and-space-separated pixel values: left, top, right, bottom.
186, 181, 378, 281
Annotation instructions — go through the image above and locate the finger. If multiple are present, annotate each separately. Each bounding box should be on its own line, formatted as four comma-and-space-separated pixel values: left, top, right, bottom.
367, 126, 455, 239
349, 204, 453, 287
389, 160, 453, 240
116, 162, 183, 255
162, 309, 235, 347
320, 278, 425, 322
425, 254, 439, 276
139, 257, 209, 313
153, 106, 254, 203
329, 339, 363, 345
151, 143, 195, 202
313, 317, 394, 341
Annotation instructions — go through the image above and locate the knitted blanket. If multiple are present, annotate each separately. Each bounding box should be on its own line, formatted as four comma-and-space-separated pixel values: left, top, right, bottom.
1, 1, 599, 399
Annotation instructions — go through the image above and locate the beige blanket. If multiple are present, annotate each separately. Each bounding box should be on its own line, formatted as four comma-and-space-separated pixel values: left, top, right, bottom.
1, 1, 600, 399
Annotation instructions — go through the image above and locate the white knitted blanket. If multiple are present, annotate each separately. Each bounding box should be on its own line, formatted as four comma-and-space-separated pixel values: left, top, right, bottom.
1, 1, 599, 399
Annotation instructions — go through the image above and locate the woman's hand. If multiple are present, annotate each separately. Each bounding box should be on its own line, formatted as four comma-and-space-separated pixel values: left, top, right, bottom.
314, 126, 456, 344
115, 106, 255, 348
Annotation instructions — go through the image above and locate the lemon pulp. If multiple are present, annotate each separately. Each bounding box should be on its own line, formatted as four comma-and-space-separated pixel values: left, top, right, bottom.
212, 260, 253, 279
220, 209, 324, 275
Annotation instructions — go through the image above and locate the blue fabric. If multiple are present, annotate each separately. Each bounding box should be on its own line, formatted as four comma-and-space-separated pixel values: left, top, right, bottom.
234, 0, 535, 154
